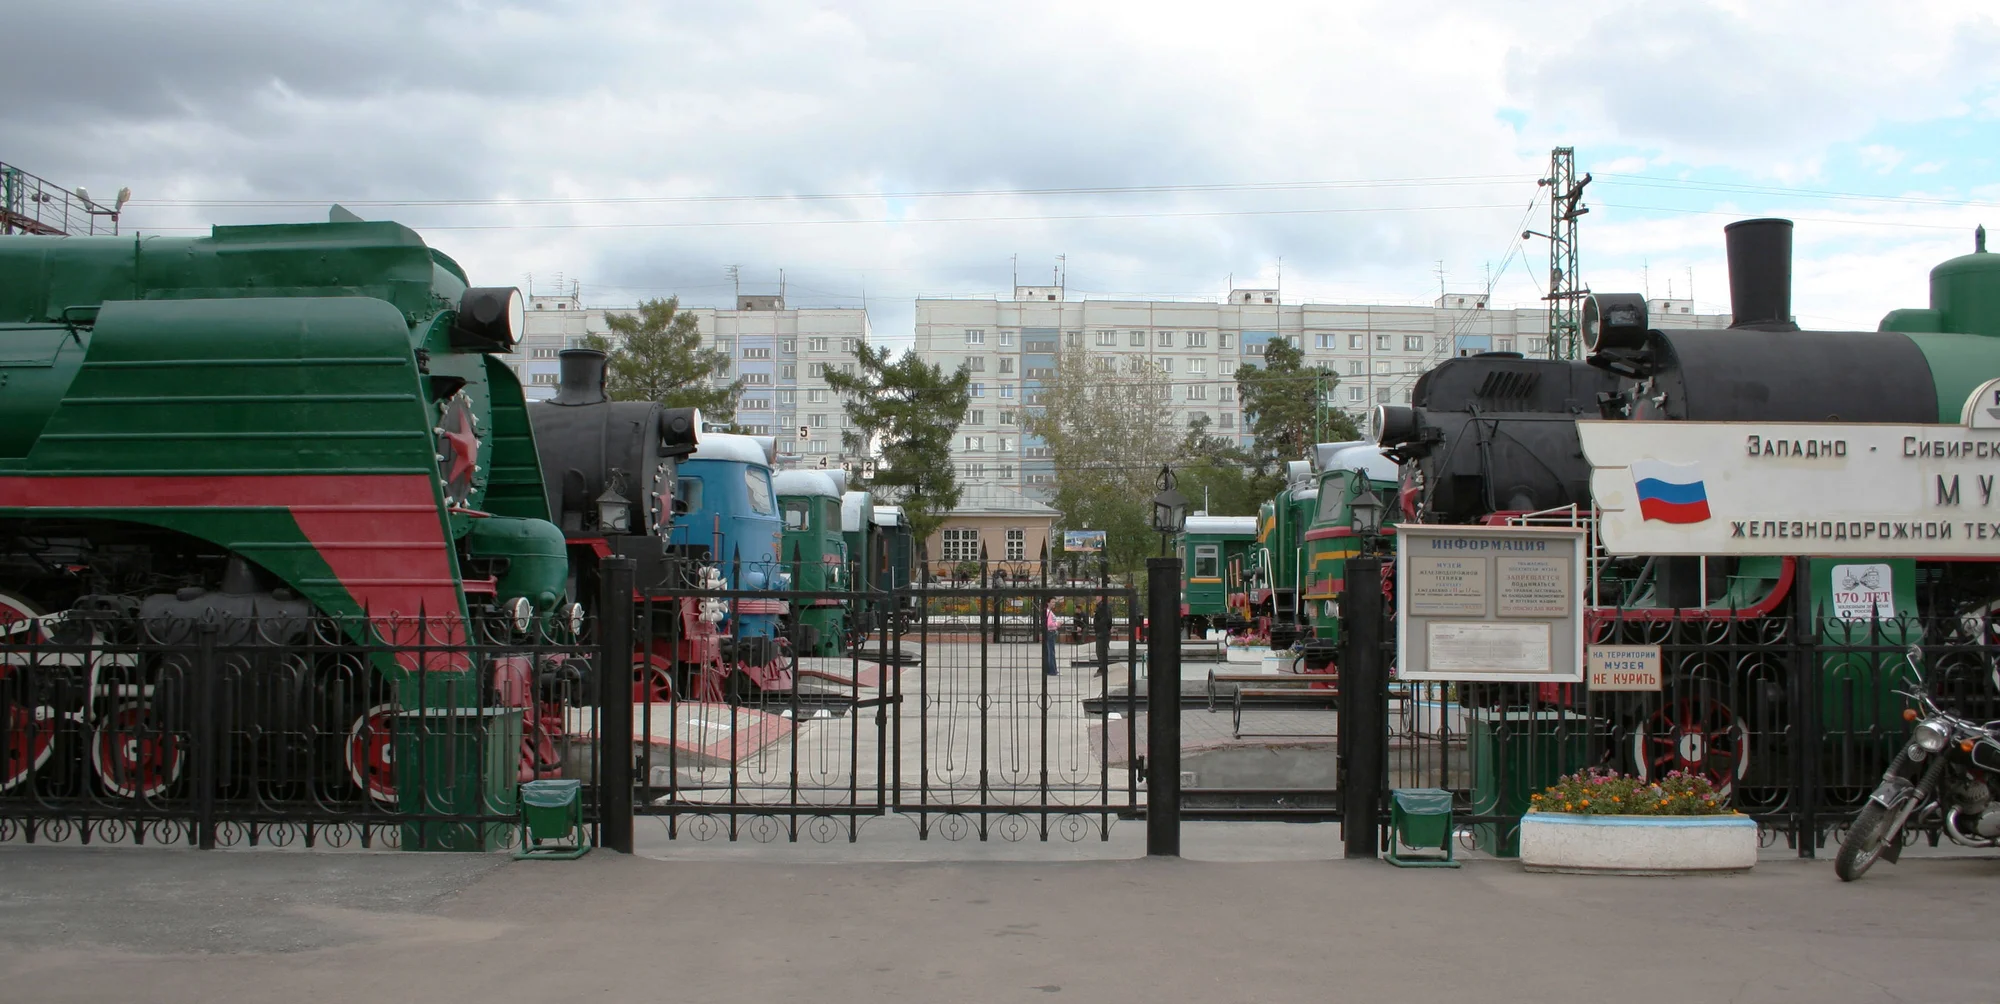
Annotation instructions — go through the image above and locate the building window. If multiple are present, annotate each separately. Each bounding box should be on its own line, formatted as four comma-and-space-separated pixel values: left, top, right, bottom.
780, 363, 796, 379
1220, 386, 1234, 402
809, 439, 828, 454
809, 337, 829, 352
744, 372, 771, 385
964, 435, 984, 451
1348, 386, 1364, 402
1027, 473, 1055, 485
1095, 329, 1117, 346
532, 373, 557, 385
1405, 361, 1422, 373
1244, 342, 1266, 357
1025, 391, 1044, 405
1160, 358, 1174, 374
741, 398, 771, 410
1315, 334, 1336, 350
998, 436, 1013, 451
1349, 333, 1365, 350
998, 357, 1014, 374
809, 413, 827, 427
1220, 412, 1234, 429
780, 339, 795, 354
1006, 528, 1025, 560
1496, 337, 1514, 352
1376, 387, 1391, 403
807, 388, 828, 404
1186, 384, 1207, 401
942, 528, 979, 563
714, 338, 733, 354
1065, 331, 1080, 348
742, 424, 773, 436
1157, 330, 1174, 348
713, 360, 731, 376
1000, 385, 1015, 398
967, 356, 986, 371
971, 382, 985, 397
1186, 330, 1207, 347
965, 329, 985, 345
999, 330, 1014, 346
841, 337, 859, 353
967, 409, 985, 425
999, 409, 1016, 425
1025, 446, 1051, 459
1219, 333, 1234, 349
1189, 358, 1206, 375
1130, 330, 1146, 346
1347, 361, 1364, 376
743, 347, 772, 360
1528, 337, 1548, 354
963, 463, 985, 479
1186, 412, 1205, 426
532, 347, 559, 359
1404, 335, 1425, 352
1375, 333, 1392, 351
807, 362, 826, 377
777, 390, 796, 405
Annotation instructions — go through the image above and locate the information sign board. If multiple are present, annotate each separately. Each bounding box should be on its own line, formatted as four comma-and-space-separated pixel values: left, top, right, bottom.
1395, 525, 1585, 682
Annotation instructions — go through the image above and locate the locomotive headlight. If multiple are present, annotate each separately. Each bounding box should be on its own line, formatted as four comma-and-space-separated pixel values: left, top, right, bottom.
1582, 293, 1649, 353
505, 596, 534, 635
1913, 719, 1951, 753
452, 287, 526, 351
565, 602, 586, 636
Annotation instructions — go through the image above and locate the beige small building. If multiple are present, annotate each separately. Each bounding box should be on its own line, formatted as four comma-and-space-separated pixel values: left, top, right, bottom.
923, 483, 1059, 580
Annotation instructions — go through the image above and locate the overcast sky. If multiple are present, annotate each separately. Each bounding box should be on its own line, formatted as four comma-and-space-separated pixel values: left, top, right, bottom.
9, 0, 1999, 344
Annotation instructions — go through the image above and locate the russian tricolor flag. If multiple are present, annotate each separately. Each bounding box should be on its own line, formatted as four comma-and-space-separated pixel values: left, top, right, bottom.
1630, 459, 1711, 524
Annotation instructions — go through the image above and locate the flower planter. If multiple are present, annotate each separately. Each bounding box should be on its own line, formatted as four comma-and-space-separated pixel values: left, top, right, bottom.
1519, 812, 1757, 874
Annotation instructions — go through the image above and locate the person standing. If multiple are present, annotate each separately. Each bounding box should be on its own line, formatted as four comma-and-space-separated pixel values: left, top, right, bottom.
1042, 599, 1060, 677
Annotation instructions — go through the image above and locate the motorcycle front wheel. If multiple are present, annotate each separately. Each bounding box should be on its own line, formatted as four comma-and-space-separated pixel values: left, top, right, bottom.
1835, 801, 1894, 882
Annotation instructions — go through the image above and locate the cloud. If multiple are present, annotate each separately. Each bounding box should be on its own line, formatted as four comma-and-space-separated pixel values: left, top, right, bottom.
3, 0, 1994, 340
1858, 145, 1907, 174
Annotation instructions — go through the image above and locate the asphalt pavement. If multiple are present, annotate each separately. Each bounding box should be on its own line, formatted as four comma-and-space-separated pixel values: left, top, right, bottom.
2, 837, 1995, 1003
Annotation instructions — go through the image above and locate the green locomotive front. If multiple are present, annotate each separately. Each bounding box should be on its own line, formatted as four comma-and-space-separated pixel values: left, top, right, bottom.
775, 469, 849, 655
0, 215, 570, 800
1296, 442, 1400, 669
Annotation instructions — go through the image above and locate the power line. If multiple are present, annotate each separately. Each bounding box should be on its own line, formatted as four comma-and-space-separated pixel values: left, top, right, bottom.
128, 173, 1536, 209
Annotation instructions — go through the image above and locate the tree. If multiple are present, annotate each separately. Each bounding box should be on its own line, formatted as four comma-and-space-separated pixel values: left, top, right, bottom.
1173, 415, 1273, 517
1235, 336, 1358, 468
1025, 350, 1181, 575
585, 297, 743, 421
823, 343, 971, 544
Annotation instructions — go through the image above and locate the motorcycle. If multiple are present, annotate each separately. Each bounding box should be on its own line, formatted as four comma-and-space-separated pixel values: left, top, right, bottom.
1835, 644, 2000, 881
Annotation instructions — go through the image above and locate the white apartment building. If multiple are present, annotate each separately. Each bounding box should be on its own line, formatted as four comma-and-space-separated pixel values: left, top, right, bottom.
502, 291, 872, 466
915, 287, 1728, 503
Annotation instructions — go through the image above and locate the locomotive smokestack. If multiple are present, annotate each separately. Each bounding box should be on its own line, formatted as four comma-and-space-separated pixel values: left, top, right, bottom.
1724, 218, 1797, 331
552, 348, 608, 406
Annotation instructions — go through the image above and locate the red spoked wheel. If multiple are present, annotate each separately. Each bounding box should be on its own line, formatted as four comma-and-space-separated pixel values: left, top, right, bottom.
90, 701, 184, 799
1630, 693, 1750, 799
345, 704, 398, 805
634, 652, 675, 704
0, 593, 58, 792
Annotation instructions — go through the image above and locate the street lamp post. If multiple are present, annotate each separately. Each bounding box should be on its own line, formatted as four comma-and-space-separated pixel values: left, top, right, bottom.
1341, 481, 1388, 859
1150, 465, 1188, 557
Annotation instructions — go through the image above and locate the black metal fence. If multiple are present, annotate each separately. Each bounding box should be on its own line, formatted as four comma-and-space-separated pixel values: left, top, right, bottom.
613, 561, 1142, 843
0, 609, 597, 850
1378, 609, 2000, 855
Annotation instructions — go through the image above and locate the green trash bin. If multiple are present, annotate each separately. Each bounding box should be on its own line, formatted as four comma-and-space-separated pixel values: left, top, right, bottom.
516, 778, 589, 860
393, 706, 524, 852
1470, 709, 1586, 858
1387, 788, 1459, 868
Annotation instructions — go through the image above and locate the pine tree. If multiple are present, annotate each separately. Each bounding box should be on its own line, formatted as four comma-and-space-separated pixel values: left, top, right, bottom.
587, 297, 743, 420
1235, 336, 1358, 468
823, 343, 971, 543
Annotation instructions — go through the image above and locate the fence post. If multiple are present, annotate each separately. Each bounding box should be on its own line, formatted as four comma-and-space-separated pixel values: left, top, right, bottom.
1341, 554, 1386, 860
1791, 558, 1818, 858
1146, 556, 1181, 856
194, 620, 220, 851
599, 557, 636, 853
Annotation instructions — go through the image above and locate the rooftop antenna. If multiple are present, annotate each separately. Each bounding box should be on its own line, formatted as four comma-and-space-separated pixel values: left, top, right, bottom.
779, 268, 786, 300
725, 265, 740, 300
1012, 254, 1018, 291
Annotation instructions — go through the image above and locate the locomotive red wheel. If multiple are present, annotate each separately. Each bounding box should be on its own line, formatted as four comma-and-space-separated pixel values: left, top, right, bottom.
1629, 694, 1750, 799
345, 704, 398, 805
634, 652, 675, 704
90, 701, 184, 800
0, 593, 58, 792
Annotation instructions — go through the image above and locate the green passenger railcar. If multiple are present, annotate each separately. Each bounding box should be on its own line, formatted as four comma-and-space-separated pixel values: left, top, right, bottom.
1177, 516, 1258, 636
774, 470, 848, 656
